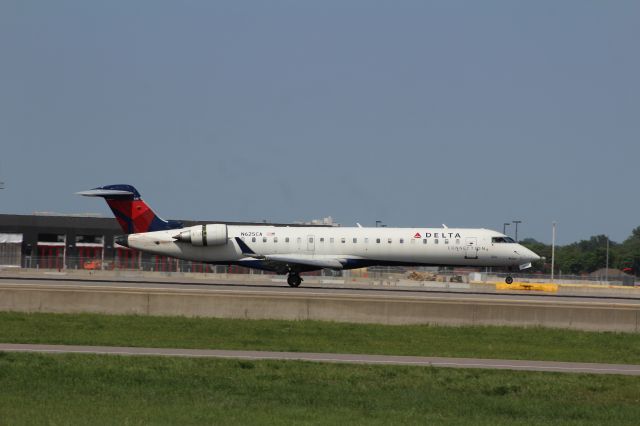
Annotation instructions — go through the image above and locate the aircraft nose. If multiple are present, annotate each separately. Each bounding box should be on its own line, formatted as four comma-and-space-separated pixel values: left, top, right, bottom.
114, 235, 129, 248
523, 246, 540, 262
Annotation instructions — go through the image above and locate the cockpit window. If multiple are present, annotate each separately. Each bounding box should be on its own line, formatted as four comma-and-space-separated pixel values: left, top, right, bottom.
492, 237, 516, 243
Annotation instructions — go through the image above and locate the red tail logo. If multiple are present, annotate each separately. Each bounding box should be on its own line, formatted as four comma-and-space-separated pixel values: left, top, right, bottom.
106, 199, 157, 234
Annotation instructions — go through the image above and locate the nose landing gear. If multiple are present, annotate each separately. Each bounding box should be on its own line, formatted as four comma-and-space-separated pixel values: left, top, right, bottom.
505, 276, 513, 284
287, 272, 303, 288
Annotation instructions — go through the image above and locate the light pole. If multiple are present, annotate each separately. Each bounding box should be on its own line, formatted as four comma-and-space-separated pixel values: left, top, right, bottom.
605, 236, 609, 283
512, 220, 522, 242
551, 221, 557, 282
503, 222, 510, 235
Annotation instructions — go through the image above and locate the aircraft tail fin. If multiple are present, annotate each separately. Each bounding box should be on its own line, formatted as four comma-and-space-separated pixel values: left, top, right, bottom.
77, 184, 183, 234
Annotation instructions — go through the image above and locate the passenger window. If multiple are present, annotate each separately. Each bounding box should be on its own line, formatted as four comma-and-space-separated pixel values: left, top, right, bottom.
456, 239, 460, 245
252, 237, 256, 243
309, 237, 313, 243
285, 237, 290, 243
341, 237, 346, 244
399, 238, 404, 244
445, 239, 449, 244
353, 238, 357, 243
376, 238, 381, 243
423, 239, 427, 244
274, 237, 278, 243
434, 239, 439, 244
263, 237, 267, 243
388, 238, 392, 244
320, 237, 324, 243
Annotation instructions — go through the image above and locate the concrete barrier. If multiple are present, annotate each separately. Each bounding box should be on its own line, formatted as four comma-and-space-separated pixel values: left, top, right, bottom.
1, 283, 639, 332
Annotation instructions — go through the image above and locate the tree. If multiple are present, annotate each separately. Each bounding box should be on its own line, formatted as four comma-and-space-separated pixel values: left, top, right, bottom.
614, 227, 640, 275
520, 233, 628, 276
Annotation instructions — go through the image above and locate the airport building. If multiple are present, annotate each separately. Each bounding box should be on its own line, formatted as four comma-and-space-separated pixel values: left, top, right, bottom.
0, 213, 176, 271
0, 213, 333, 274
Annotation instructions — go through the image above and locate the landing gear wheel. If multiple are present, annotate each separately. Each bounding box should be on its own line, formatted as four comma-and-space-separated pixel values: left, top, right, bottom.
287, 273, 302, 288
505, 276, 513, 285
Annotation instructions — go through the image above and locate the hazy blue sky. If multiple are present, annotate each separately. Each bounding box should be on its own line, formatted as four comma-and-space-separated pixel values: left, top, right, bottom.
1, 1, 638, 244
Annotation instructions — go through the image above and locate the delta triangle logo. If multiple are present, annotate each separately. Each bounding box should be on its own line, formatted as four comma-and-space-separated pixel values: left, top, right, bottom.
414, 232, 421, 238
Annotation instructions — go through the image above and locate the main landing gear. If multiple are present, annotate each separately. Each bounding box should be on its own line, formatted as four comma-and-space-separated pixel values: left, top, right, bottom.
287, 272, 303, 288
505, 276, 514, 284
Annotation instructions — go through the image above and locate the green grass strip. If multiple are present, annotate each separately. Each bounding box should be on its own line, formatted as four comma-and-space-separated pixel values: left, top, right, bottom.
1, 312, 640, 364
1, 352, 640, 425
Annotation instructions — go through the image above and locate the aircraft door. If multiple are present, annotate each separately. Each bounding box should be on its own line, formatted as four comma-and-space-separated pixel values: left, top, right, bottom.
306, 235, 315, 252
464, 237, 478, 259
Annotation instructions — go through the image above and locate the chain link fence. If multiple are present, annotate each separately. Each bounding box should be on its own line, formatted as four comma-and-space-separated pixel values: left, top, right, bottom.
1, 253, 636, 286
0, 254, 342, 278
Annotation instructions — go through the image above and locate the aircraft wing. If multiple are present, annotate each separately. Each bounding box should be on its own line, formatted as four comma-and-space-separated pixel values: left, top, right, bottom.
261, 254, 345, 269
234, 237, 353, 271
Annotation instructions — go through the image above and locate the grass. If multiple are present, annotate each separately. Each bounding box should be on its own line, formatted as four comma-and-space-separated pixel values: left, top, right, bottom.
2, 312, 640, 424
1, 312, 640, 364
1, 352, 640, 425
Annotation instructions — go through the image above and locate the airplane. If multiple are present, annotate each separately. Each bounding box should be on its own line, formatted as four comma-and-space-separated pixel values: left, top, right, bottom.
78, 184, 540, 287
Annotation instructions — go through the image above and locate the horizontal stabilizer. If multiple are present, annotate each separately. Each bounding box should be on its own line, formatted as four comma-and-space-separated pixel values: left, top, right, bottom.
76, 189, 135, 197
76, 184, 142, 199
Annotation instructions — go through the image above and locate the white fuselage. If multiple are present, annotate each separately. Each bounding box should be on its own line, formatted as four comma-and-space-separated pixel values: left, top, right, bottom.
123, 225, 539, 270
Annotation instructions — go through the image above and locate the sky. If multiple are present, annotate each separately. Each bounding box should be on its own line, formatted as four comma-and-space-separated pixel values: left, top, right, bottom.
1, 1, 638, 245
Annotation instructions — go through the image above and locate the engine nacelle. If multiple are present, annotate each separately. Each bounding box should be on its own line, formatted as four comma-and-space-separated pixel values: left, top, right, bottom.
173, 224, 228, 247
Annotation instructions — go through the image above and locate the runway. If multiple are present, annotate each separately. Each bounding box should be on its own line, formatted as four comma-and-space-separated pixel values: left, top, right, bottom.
1, 273, 640, 306
2, 343, 639, 376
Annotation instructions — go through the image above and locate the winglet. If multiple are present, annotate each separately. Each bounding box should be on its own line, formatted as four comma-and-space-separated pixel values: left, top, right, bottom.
234, 237, 260, 257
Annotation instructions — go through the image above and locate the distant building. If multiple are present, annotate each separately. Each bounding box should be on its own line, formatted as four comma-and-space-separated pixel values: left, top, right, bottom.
0, 213, 332, 271
294, 216, 339, 226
